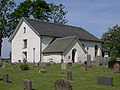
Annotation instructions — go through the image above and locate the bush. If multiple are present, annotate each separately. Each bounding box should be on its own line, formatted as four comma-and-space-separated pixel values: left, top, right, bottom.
99, 63, 103, 66
20, 64, 29, 70
110, 57, 117, 62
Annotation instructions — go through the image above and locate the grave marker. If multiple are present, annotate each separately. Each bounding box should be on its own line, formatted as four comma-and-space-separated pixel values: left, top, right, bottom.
55, 78, 72, 90
97, 77, 113, 86
2, 73, 9, 83
24, 80, 32, 90
67, 71, 72, 81
114, 63, 120, 73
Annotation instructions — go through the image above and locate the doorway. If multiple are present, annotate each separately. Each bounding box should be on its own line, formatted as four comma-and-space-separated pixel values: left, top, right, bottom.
72, 49, 77, 63
23, 52, 27, 60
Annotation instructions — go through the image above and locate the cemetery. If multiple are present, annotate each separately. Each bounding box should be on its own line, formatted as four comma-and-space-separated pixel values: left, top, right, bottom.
0, 61, 120, 90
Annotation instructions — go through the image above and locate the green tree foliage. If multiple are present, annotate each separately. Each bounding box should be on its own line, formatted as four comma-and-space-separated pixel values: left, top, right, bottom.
32, 0, 51, 21
0, 0, 16, 60
8, 0, 68, 33
48, 3, 68, 24
101, 25, 120, 57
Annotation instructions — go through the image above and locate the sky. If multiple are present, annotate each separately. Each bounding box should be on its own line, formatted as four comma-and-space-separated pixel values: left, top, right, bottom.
1, 0, 120, 58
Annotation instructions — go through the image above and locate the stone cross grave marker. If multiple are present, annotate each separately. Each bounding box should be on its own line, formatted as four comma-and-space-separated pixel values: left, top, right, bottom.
55, 78, 72, 90
24, 80, 32, 90
97, 77, 113, 86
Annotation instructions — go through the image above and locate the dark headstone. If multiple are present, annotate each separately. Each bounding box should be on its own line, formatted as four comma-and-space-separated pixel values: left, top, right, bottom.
2, 73, 9, 83
24, 80, 32, 90
97, 77, 113, 86
61, 63, 68, 69
67, 63, 72, 67
98, 69, 105, 72
114, 63, 120, 73
80, 66, 87, 71
46, 63, 51, 67
67, 71, 72, 81
55, 78, 72, 90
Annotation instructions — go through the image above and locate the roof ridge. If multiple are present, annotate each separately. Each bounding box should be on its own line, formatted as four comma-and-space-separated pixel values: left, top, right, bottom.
24, 17, 86, 30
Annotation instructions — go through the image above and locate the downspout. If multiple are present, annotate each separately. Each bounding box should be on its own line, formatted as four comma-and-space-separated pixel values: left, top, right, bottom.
61, 53, 63, 63
40, 36, 42, 62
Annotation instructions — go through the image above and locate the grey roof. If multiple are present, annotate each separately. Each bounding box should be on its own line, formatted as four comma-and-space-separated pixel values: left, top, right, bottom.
42, 36, 77, 53
24, 18, 102, 42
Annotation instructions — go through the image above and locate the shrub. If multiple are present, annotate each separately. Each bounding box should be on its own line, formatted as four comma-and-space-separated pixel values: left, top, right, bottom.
20, 64, 29, 70
110, 57, 117, 62
99, 63, 103, 66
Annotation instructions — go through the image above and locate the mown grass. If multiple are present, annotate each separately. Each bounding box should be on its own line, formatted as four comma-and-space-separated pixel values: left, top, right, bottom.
0, 64, 120, 90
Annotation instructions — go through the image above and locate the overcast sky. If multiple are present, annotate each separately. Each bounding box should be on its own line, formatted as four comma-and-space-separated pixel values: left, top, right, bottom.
2, 0, 120, 58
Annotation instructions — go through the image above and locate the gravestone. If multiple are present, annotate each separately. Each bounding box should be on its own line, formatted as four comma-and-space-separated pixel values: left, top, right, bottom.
24, 80, 32, 90
67, 63, 72, 67
67, 71, 72, 81
80, 66, 87, 71
97, 77, 113, 86
86, 54, 92, 67
103, 57, 108, 67
38, 62, 46, 67
98, 68, 105, 72
2, 74, 9, 83
55, 78, 72, 90
46, 63, 51, 67
61, 63, 68, 69
95, 56, 103, 66
114, 63, 120, 73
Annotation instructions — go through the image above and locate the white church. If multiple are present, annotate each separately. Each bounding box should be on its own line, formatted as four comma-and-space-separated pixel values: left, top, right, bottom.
9, 17, 108, 63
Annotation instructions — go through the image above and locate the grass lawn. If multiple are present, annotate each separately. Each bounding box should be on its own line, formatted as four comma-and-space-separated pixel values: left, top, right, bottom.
0, 64, 120, 90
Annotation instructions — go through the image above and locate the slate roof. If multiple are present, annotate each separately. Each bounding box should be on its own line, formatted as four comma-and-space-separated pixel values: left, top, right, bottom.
42, 36, 77, 53
24, 18, 102, 42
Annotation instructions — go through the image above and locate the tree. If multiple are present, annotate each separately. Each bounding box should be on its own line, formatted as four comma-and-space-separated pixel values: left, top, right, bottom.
8, 0, 68, 32
101, 24, 120, 57
48, 3, 68, 24
32, 0, 51, 21
0, 0, 16, 60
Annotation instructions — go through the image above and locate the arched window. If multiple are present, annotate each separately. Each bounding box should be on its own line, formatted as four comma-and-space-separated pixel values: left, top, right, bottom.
95, 45, 98, 57
24, 27, 26, 33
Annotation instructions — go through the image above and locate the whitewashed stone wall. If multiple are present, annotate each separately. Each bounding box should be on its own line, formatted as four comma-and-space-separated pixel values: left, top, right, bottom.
80, 40, 102, 61
63, 40, 86, 63
43, 53, 62, 63
12, 21, 40, 63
